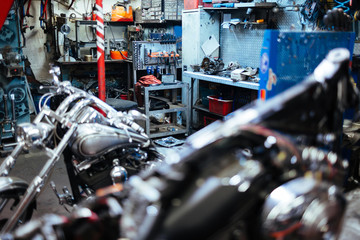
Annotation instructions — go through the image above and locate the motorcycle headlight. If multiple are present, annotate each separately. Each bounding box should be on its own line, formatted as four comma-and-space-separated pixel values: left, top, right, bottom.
16, 122, 54, 149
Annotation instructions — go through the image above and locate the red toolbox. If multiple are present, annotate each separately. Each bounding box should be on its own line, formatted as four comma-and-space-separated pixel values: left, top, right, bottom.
203, 116, 217, 126
207, 96, 233, 116
184, 0, 204, 9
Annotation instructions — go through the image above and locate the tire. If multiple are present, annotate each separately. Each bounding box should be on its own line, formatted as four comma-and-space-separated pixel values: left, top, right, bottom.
0, 188, 35, 231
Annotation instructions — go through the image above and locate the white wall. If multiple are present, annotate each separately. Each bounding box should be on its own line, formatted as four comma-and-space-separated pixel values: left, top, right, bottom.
22, 0, 141, 82
22, 0, 52, 83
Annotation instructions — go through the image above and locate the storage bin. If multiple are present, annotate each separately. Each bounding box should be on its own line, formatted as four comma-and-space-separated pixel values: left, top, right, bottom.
207, 95, 233, 116
184, 0, 203, 9
203, 116, 217, 126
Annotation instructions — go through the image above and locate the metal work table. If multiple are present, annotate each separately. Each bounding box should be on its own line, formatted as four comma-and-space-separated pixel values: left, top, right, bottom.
183, 71, 259, 90
56, 60, 133, 97
183, 71, 259, 130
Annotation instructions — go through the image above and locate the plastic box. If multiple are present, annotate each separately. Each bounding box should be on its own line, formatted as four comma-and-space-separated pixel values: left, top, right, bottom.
207, 96, 233, 116
184, 0, 203, 9
203, 116, 217, 126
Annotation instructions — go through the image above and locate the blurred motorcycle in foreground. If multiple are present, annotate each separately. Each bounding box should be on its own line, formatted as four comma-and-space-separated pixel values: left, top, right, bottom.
2, 48, 359, 240
0, 67, 162, 232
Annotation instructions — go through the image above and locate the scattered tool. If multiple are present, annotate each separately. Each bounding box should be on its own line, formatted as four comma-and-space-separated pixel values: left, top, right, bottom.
148, 51, 179, 58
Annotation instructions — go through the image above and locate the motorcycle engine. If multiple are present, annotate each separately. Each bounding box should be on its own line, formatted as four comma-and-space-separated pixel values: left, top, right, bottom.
75, 147, 152, 191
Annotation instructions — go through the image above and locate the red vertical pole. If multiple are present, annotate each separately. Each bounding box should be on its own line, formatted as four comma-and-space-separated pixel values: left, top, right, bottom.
96, 0, 106, 101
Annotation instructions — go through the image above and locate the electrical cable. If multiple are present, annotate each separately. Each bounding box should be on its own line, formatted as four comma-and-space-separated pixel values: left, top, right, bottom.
334, 0, 350, 13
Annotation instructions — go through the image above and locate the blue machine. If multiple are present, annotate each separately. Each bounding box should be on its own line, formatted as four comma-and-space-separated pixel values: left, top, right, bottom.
0, 6, 30, 141
258, 30, 355, 100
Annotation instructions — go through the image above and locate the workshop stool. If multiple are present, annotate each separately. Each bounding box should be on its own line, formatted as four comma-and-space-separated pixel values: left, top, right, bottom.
106, 98, 138, 112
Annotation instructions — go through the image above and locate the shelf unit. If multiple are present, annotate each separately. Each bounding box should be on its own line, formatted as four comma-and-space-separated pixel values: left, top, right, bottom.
184, 71, 259, 130
75, 20, 133, 60
142, 82, 189, 138
202, 2, 277, 10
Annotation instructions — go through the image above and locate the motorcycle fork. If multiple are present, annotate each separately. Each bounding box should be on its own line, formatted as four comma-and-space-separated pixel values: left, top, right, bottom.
62, 147, 83, 201
1, 123, 78, 233
0, 143, 25, 176
0, 107, 57, 177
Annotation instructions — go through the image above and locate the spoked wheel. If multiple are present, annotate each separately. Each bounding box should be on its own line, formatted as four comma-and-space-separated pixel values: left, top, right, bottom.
0, 188, 35, 231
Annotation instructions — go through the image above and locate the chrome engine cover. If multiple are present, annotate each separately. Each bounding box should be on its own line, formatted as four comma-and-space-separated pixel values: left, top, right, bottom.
69, 123, 150, 159
262, 177, 346, 240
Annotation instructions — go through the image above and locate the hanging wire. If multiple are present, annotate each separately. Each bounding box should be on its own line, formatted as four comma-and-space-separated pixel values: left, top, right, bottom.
38, 93, 52, 111
38, 93, 57, 126
334, 0, 350, 13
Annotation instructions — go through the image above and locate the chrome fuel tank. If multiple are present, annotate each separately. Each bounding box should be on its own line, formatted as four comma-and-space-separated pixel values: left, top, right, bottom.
69, 123, 149, 159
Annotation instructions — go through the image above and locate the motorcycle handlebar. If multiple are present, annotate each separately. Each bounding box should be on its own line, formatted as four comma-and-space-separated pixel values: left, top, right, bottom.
48, 81, 146, 136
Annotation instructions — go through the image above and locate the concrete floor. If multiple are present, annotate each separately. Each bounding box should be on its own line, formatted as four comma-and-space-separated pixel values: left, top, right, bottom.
1, 147, 360, 239
1, 150, 71, 218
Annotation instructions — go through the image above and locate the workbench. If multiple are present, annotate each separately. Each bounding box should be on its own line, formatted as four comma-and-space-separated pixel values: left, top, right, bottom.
56, 59, 133, 98
183, 71, 259, 130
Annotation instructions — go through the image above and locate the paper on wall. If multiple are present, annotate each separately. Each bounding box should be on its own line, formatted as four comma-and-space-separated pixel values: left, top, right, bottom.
201, 35, 220, 57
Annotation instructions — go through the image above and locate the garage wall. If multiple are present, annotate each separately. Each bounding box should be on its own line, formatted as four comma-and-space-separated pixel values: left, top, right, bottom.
22, 0, 53, 83
22, 0, 141, 83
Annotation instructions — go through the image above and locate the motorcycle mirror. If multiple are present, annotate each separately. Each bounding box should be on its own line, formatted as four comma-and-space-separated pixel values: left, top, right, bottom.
128, 110, 148, 120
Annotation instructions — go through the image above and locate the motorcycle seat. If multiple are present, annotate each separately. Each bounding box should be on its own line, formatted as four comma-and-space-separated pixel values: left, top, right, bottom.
106, 98, 138, 112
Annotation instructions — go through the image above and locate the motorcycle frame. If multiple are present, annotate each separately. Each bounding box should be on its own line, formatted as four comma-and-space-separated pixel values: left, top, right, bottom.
0, 71, 149, 232
122, 49, 360, 239
1, 107, 78, 233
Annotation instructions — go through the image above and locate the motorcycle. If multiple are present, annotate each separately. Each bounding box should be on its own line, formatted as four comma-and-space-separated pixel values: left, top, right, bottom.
0, 66, 162, 232
1, 48, 359, 240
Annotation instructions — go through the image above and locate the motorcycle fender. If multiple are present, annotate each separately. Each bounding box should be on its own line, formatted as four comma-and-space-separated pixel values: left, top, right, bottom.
0, 176, 37, 211
0, 176, 29, 192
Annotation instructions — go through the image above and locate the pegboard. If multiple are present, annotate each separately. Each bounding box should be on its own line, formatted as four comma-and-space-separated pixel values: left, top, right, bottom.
354, 42, 360, 55
220, 0, 320, 68
221, 28, 266, 68
259, 30, 355, 100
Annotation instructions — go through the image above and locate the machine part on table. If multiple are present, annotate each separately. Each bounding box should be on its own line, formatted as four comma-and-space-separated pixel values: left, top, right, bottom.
201, 56, 225, 75
127, 25, 143, 42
